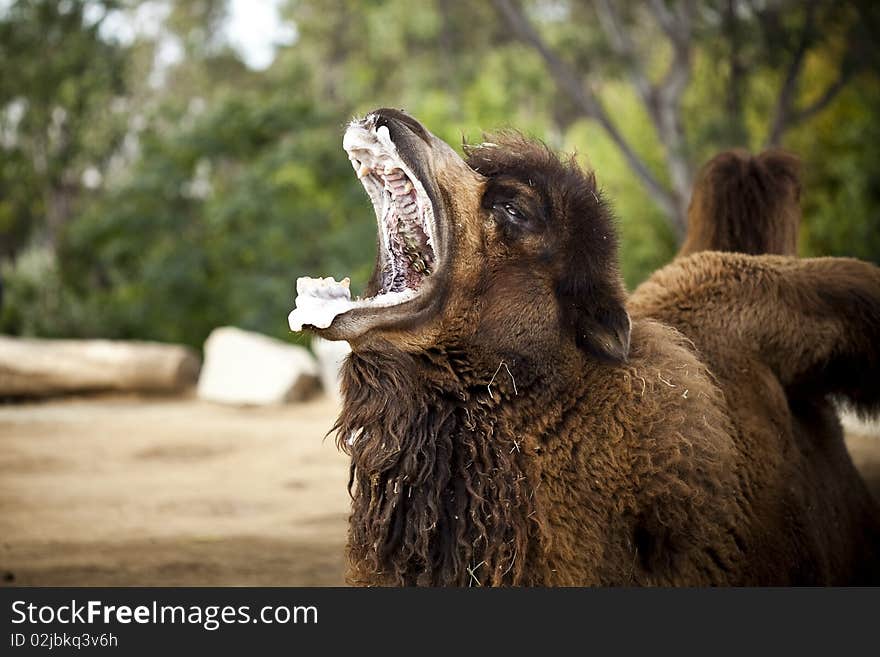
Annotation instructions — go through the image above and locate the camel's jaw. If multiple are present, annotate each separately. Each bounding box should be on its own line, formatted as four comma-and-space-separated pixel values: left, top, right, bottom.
289, 109, 453, 341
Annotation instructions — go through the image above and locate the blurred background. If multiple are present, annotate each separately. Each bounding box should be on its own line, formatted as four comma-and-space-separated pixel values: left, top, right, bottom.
0, 0, 878, 586
2, 0, 880, 343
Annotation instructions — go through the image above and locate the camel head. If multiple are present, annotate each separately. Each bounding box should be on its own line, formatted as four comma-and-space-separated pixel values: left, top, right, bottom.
289, 108, 630, 364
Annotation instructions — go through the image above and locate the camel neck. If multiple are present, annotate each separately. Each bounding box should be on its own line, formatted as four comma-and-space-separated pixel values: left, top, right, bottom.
333, 345, 549, 586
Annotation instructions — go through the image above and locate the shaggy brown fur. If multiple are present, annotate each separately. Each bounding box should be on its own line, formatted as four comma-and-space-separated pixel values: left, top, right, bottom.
678, 149, 801, 257
629, 254, 880, 583
646, 149, 874, 560
312, 110, 880, 585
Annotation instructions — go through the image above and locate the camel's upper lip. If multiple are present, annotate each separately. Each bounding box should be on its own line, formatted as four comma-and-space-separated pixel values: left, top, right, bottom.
288, 111, 447, 338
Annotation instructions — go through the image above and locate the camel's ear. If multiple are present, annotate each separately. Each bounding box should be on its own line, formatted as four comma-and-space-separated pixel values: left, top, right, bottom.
557, 281, 632, 364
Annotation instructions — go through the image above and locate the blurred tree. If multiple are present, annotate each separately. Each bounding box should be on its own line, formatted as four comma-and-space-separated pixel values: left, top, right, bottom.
283, 0, 878, 283
788, 79, 880, 264
57, 78, 377, 346
0, 0, 129, 256
160, 0, 255, 98
492, 0, 877, 238
1, 0, 878, 346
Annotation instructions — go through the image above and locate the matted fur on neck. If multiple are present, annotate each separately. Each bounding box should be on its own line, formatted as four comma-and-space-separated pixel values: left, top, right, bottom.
333, 346, 543, 586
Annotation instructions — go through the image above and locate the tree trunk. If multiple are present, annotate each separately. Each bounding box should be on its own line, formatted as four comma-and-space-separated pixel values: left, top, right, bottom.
0, 337, 200, 397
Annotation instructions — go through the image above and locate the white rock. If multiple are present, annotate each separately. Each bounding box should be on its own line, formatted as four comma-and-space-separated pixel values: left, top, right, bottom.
197, 327, 319, 405
311, 337, 351, 402
839, 406, 880, 439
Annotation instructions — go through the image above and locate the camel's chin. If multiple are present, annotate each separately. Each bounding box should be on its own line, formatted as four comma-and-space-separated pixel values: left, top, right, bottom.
288, 116, 443, 338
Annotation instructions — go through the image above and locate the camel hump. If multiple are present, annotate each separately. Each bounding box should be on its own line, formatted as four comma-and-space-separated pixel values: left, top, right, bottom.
629, 252, 880, 418
678, 149, 801, 258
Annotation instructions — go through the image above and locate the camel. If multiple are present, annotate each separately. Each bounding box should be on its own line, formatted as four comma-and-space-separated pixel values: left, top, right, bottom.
289, 109, 880, 585
633, 144, 877, 548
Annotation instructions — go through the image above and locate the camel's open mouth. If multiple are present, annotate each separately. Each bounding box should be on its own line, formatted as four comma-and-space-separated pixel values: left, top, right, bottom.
288, 112, 443, 335
345, 121, 438, 297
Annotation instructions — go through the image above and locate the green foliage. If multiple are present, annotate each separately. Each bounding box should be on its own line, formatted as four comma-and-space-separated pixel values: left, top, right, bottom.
0, 246, 101, 337
1, 0, 878, 349
787, 82, 880, 263
58, 87, 377, 348
0, 0, 129, 254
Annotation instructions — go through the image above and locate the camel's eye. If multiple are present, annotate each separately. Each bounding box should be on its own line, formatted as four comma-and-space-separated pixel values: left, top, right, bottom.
492, 201, 528, 225
484, 184, 543, 235
502, 203, 521, 219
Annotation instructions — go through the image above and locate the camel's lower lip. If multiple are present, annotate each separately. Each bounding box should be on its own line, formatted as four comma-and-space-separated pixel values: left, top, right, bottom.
288, 120, 440, 333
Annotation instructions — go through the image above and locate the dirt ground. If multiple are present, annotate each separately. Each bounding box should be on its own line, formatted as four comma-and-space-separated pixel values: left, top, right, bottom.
0, 394, 350, 586
1, 394, 878, 587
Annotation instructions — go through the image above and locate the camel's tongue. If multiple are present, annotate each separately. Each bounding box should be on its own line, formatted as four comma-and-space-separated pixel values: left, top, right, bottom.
288, 276, 352, 331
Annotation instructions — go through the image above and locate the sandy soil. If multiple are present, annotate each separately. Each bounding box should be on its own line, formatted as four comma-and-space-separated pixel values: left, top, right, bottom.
1, 395, 878, 587
0, 395, 350, 586
846, 429, 880, 503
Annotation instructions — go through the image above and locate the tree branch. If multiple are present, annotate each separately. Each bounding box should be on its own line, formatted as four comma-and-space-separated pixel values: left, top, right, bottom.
492, 0, 599, 117
493, 0, 684, 233
765, 0, 818, 147
594, 1, 695, 217
594, 0, 695, 216
648, 0, 690, 45
789, 65, 854, 125
594, 0, 654, 106
647, 1, 695, 218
